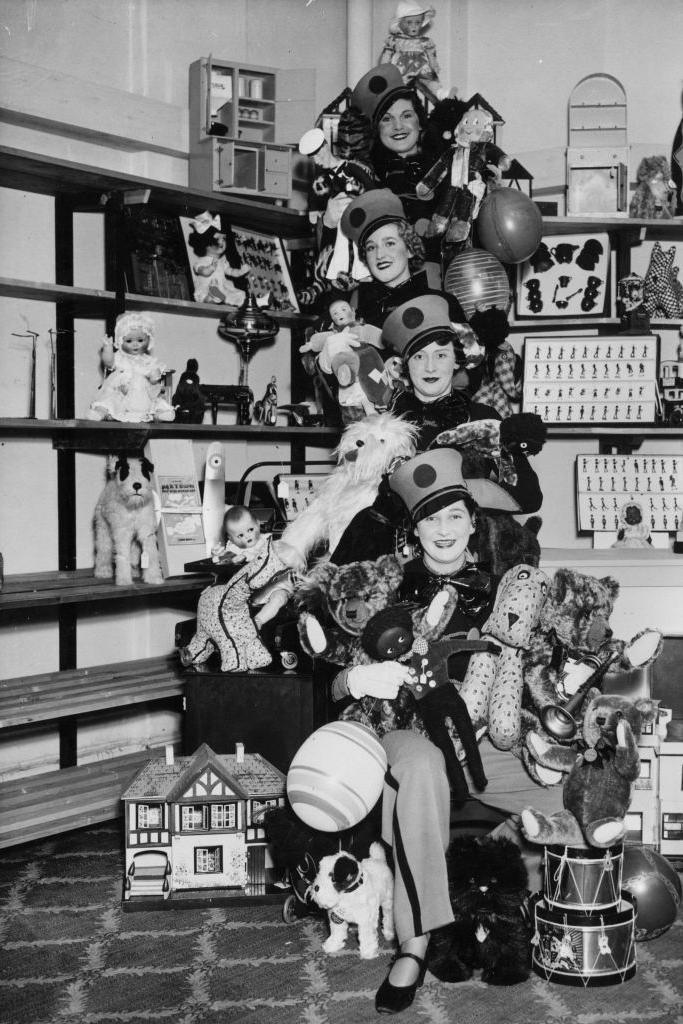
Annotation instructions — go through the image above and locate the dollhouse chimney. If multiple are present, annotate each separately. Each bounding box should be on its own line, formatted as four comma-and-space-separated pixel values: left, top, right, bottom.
235, 742, 245, 763
165, 744, 175, 766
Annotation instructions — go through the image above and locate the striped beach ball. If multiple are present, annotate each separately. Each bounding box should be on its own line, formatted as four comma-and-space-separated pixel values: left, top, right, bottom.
286, 721, 387, 832
443, 247, 511, 320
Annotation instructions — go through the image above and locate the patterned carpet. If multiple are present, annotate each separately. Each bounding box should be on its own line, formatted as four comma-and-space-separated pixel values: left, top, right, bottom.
1, 824, 682, 1024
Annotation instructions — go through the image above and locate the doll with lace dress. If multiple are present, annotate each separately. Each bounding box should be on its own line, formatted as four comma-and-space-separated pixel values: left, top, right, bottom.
378, 2, 449, 100
87, 311, 175, 423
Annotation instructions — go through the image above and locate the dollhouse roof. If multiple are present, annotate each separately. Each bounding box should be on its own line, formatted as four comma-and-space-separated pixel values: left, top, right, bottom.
121, 743, 286, 802
464, 93, 504, 125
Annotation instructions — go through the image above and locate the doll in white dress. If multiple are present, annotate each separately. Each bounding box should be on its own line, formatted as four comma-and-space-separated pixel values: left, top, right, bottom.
87, 311, 175, 423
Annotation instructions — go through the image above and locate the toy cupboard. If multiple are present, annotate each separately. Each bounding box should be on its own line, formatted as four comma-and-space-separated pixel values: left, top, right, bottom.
1, 2, 683, 856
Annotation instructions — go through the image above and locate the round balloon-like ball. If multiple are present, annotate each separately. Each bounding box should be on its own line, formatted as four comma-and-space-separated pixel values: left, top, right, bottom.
286, 721, 387, 832
621, 844, 682, 940
475, 189, 543, 265
443, 247, 511, 320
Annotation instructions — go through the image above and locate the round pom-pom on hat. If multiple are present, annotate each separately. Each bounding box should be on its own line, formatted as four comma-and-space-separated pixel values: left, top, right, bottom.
340, 188, 407, 247
389, 448, 521, 519
286, 721, 387, 832
350, 63, 412, 124
382, 294, 457, 360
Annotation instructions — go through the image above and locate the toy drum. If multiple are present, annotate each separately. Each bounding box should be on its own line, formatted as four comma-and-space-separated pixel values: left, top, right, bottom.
544, 844, 623, 911
531, 894, 636, 987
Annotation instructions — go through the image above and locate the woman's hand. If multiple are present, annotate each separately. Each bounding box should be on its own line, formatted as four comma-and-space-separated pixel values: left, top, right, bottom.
323, 193, 353, 229
347, 661, 414, 700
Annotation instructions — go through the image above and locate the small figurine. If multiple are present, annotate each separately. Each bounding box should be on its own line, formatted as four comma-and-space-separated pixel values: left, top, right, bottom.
87, 311, 175, 423
172, 358, 206, 423
253, 376, 279, 425
180, 506, 303, 672
612, 499, 653, 548
186, 211, 248, 305
616, 273, 650, 334
378, 2, 450, 100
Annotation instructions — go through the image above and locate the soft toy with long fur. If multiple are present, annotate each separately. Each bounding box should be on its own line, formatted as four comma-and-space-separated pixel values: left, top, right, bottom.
93, 454, 163, 586
521, 690, 659, 848
428, 835, 531, 985
629, 155, 676, 219
459, 564, 549, 750
310, 842, 394, 959
279, 412, 418, 566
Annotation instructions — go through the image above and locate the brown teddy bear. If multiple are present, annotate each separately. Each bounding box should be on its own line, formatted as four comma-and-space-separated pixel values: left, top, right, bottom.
520, 689, 659, 848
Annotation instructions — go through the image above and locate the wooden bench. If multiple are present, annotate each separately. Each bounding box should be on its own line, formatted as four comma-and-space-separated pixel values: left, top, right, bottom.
0, 746, 172, 849
0, 655, 186, 848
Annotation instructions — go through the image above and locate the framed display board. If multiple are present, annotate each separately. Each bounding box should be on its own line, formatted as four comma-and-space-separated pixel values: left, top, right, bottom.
516, 232, 610, 320
576, 453, 682, 533
522, 334, 659, 425
231, 228, 300, 311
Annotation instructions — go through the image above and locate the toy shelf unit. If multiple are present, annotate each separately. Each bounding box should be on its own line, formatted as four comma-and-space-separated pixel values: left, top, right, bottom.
567, 74, 628, 217
189, 57, 315, 201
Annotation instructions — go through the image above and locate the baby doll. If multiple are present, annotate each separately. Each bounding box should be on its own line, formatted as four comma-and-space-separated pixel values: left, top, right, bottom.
299, 128, 375, 286
180, 507, 304, 672
87, 311, 175, 423
378, 2, 449, 100
186, 211, 248, 305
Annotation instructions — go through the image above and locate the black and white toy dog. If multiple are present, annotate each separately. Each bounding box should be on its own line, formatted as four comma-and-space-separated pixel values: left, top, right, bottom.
310, 842, 395, 959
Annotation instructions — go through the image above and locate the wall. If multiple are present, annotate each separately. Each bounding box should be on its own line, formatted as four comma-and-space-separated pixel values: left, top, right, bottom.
1, 0, 682, 777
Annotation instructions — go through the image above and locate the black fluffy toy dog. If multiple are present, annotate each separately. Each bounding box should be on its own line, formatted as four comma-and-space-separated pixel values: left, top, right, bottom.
428, 835, 531, 985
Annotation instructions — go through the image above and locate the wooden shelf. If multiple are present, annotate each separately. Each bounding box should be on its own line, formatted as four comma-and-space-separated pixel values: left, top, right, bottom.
546, 425, 683, 440
542, 215, 683, 239
0, 569, 213, 612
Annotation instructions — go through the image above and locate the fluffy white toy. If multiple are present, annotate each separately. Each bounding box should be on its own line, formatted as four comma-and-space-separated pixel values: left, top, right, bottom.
280, 412, 418, 564
93, 454, 163, 586
310, 842, 395, 959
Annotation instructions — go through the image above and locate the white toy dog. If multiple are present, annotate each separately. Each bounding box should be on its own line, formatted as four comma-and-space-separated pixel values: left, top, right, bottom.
310, 842, 395, 959
93, 454, 163, 586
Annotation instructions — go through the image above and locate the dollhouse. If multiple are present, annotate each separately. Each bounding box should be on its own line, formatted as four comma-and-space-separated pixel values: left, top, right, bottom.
121, 742, 286, 905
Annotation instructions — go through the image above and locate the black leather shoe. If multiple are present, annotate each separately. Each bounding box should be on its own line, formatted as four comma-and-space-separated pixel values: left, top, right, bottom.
375, 952, 427, 1014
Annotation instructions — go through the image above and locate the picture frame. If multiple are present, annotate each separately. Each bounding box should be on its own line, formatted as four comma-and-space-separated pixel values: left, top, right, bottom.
575, 452, 682, 533
230, 228, 301, 312
521, 333, 659, 425
515, 232, 611, 320
123, 208, 193, 300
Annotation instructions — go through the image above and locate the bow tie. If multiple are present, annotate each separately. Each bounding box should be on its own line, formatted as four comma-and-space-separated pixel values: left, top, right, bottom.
424, 565, 494, 619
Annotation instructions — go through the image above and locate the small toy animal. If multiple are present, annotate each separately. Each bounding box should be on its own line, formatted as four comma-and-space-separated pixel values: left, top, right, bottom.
521, 690, 659, 848
643, 240, 683, 319
428, 835, 531, 985
93, 454, 163, 586
629, 155, 676, 219
310, 841, 395, 959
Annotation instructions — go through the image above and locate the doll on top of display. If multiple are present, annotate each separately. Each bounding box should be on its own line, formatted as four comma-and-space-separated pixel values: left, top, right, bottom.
186, 211, 249, 306
378, 2, 453, 102
87, 311, 175, 423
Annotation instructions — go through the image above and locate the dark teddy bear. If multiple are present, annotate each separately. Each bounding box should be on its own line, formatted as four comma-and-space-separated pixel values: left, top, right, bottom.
521, 689, 659, 848
428, 835, 531, 985
296, 555, 489, 805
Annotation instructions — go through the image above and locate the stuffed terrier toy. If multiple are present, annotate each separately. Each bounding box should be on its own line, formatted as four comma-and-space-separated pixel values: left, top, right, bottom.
309, 842, 395, 959
459, 564, 550, 751
428, 835, 531, 985
93, 454, 164, 587
521, 690, 659, 848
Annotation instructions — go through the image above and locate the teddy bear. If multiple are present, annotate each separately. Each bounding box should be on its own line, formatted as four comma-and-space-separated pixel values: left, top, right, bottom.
459, 563, 550, 751
628, 155, 677, 220
517, 568, 662, 786
428, 835, 531, 985
295, 555, 489, 805
520, 689, 659, 848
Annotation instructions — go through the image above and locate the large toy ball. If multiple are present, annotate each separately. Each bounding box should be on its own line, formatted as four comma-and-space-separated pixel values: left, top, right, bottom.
621, 844, 682, 940
443, 247, 511, 320
286, 721, 387, 832
475, 189, 543, 265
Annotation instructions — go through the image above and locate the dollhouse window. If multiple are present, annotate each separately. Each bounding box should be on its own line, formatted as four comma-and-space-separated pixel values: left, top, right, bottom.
210, 803, 237, 829
137, 804, 163, 828
182, 805, 208, 830
195, 847, 223, 873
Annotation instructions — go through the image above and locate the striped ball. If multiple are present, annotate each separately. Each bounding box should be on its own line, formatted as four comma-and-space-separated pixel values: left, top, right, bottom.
286, 721, 387, 832
444, 248, 511, 319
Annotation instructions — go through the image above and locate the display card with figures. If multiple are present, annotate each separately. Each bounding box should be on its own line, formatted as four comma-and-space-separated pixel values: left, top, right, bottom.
576, 453, 682, 534
231, 229, 299, 311
274, 473, 331, 522
522, 334, 659, 425
516, 233, 611, 319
